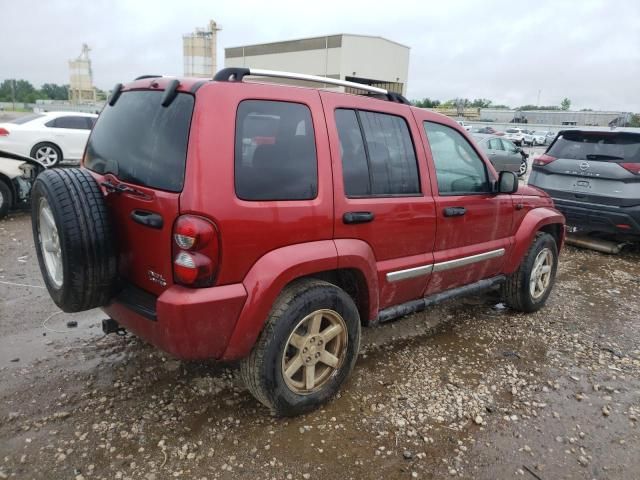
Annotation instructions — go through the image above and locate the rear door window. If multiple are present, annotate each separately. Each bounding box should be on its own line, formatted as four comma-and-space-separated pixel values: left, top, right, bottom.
488, 138, 503, 150
85, 90, 194, 192
10, 113, 44, 124
501, 139, 518, 152
235, 100, 317, 201
548, 131, 640, 163
335, 108, 420, 197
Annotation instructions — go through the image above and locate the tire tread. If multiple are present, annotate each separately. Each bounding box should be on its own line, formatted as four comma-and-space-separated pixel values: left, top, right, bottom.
31, 168, 116, 312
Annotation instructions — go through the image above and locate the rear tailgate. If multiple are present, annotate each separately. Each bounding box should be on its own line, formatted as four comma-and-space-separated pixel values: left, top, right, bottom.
531, 130, 640, 208
85, 88, 194, 296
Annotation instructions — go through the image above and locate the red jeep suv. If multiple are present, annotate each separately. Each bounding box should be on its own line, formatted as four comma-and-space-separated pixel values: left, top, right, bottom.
31, 68, 565, 416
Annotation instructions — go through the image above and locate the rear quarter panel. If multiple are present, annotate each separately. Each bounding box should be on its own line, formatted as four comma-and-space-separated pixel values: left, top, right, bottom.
180, 82, 334, 286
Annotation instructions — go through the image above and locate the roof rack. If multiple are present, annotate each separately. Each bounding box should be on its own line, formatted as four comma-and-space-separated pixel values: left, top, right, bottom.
213, 67, 410, 105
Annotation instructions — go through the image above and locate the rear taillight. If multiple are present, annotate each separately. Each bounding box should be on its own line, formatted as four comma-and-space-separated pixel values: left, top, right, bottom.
0, 128, 9, 136
534, 153, 557, 166
620, 163, 640, 175
172, 215, 219, 287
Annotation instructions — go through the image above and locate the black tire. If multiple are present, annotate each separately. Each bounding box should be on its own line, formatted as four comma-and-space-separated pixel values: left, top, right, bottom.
502, 232, 558, 312
30, 142, 63, 167
0, 180, 12, 219
240, 279, 361, 417
31, 168, 117, 312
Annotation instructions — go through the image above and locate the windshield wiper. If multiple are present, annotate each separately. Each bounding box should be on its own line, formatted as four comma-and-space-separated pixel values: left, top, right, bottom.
585, 154, 624, 160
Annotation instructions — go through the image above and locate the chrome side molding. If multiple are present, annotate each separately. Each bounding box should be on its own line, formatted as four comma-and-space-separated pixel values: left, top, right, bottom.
432, 248, 505, 272
386, 248, 506, 282
386, 264, 434, 282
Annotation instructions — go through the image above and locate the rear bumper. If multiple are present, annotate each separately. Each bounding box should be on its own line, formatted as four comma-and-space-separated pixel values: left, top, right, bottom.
551, 198, 640, 236
103, 282, 247, 360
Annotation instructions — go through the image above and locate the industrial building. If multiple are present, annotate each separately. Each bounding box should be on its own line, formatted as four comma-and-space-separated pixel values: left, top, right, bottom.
225, 34, 410, 95
478, 108, 632, 127
68, 44, 96, 103
183, 20, 221, 78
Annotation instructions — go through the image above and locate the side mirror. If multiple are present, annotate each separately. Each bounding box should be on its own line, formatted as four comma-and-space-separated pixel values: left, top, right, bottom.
497, 171, 518, 194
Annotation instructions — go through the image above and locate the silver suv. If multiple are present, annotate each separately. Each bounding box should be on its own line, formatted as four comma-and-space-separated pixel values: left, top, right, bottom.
529, 129, 640, 238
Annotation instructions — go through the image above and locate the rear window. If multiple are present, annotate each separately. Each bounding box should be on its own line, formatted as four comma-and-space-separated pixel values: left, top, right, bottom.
46, 116, 93, 130
85, 90, 194, 192
10, 113, 44, 124
234, 100, 317, 201
548, 131, 640, 163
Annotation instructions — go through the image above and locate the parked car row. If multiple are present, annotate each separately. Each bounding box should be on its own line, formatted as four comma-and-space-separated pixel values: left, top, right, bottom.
470, 125, 556, 146
472, 134, 529, 176
0, 111, 98, 219
0, 111, 97, 167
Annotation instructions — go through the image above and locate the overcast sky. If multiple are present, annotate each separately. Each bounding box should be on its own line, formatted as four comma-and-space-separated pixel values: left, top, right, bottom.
2, 0, 639, 111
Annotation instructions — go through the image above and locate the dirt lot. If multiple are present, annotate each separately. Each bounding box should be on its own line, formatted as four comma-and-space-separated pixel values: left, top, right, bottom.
1, 211, 639, 480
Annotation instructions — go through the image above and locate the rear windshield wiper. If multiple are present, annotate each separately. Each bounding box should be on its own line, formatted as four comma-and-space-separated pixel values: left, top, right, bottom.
102, 180, 151, 199
585, 154, 624, 160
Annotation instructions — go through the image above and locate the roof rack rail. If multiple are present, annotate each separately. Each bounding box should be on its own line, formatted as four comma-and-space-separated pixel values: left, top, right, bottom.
213, 68, 410, 105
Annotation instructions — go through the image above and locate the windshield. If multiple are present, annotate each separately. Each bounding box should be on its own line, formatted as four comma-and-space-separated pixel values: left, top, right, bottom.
85, 90, 194, 192
506, 129, 520, 133
548, 131, 640, 163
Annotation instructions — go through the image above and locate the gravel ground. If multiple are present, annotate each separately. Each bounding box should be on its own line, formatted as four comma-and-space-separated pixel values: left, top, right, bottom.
1, 212, 639, 480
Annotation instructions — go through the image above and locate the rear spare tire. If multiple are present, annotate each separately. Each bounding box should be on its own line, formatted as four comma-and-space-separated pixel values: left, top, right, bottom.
31, 168, 117, 312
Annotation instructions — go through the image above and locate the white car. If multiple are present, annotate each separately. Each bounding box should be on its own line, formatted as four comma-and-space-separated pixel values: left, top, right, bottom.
530, 131, 549, 146
0, 149, 46, 219
504, 128, 526, 146
0, 112, 98, 167
456, 120, 473, 131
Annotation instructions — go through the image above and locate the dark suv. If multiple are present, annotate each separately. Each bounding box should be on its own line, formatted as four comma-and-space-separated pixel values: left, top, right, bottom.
31, 68, 565, 416
529, 129, 640, 239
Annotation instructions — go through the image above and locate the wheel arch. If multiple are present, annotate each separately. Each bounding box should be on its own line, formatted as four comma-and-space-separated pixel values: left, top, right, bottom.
221, 239, 378, 360
504, 207, 565, 274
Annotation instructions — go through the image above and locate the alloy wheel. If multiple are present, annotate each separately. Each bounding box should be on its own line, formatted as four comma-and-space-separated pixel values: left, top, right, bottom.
530, 248, 553, 299
281, 309, 348, 394
519, 160, 528, 175
38, 197, 63, 288
35, 146, 59, 167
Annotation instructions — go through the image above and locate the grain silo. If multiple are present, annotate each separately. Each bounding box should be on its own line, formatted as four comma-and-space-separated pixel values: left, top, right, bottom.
183, 20, 221, 78
68, 44, 97, 103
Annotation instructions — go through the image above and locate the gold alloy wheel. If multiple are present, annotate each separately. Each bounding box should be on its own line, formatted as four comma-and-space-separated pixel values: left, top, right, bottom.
281, 309, 348, 394
530, 247, 553, 300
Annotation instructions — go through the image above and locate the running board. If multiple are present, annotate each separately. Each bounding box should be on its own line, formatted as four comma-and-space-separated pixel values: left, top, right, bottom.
376, 275, 506, 324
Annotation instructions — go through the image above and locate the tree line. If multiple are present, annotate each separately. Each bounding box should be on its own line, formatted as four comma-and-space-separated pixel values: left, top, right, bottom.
411, 97, 574, 111
0, 79, 107, 103
0, 79, 70, 103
